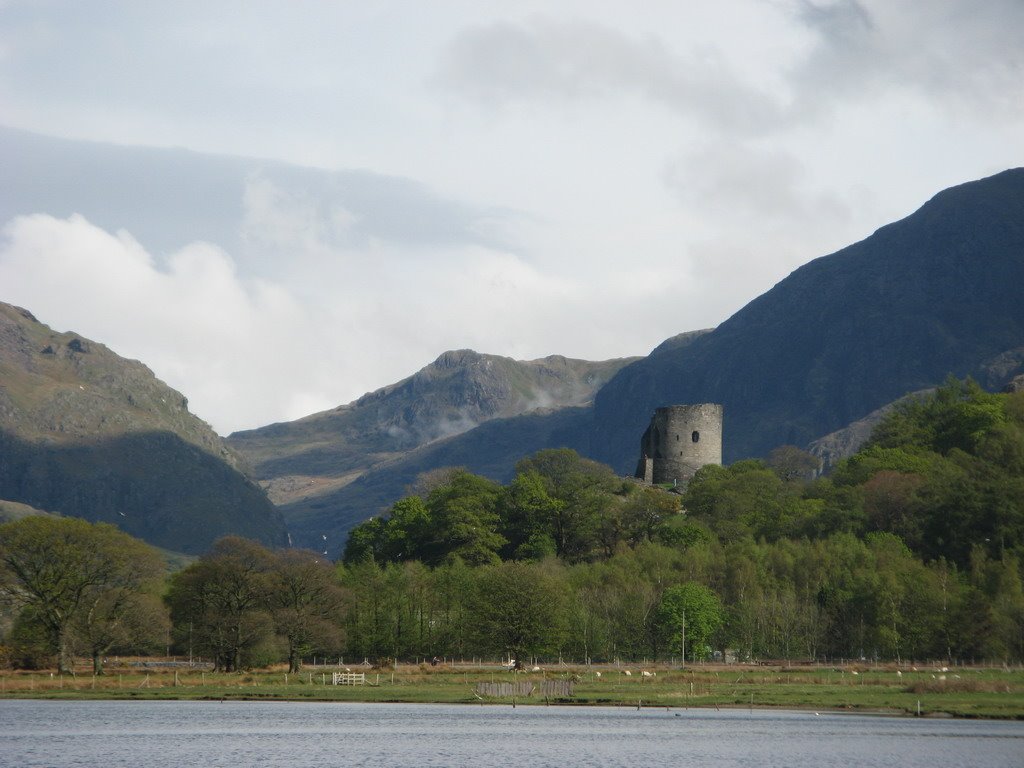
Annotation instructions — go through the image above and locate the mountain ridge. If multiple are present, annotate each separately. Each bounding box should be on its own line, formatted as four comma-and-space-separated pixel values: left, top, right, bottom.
227, 348, 638, 518
0, 302, 287, 553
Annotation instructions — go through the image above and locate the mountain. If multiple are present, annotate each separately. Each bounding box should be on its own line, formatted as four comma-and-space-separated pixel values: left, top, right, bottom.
589, 168, 1024, 472
233, 169, 1024, 554
227, 349, 639, 550
0, 302, 287, 553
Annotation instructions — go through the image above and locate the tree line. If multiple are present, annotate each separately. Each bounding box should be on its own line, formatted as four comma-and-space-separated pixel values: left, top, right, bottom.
2, 378, 1022, 669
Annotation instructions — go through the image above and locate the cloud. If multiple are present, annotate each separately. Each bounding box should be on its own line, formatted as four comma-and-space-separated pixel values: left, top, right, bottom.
239, 168, 517, 265
434, 17, 786, 137
0, 213, 313, 431
792, 0, 1024, 116
660, 139, 866, 312
0, 126, 521, 272
0, 210, 638, 436
664, 141, 851, 226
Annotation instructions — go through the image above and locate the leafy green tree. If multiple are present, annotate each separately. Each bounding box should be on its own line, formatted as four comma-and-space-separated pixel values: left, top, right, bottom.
466, 560, 568, 661
657, 582, 723, 661
166, 537, 275, 671
830, 445, 935, 488
342, 517, 387, 563
6, 604, 54, 669
514, 449, 621, 560
429, 558, 473, 657
969, 551, 1024, 662
424, 471, 505, 565
620, 485, 680, 546
336, 557, 388, 659
683, 460, 804, 542
500, 470, 561, 560
0, 516, 167, 673
379, 497, 433, 562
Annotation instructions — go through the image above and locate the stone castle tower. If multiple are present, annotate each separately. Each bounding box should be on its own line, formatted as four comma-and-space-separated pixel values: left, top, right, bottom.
635, 403, 723, 486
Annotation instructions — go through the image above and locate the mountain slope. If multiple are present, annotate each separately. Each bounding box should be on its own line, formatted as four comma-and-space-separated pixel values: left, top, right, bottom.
0, 303, 287, 553
590, 168, 1024, 471
229, 349, 634, 488
283, 407, 594, 552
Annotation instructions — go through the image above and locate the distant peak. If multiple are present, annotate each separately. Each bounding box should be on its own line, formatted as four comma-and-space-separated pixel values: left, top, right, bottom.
431, 349, 485, 369
1, 302, 39, 324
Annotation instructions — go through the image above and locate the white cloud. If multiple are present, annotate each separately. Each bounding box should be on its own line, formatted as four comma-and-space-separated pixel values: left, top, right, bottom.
0, 213, 312, 432
0, 210, 666, 435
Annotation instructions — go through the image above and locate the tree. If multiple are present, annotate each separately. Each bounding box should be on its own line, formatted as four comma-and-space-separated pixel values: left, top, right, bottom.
342, 517, 387, 564
166, 537, 275, 672
861, 470, 925, 548
657, 582, 723, 662
424, 471, 505, 565
73, 590, 169, 675
270, 549, 346, 672
466, 561, 568, 661
767, 445, 821, 482
500, 470, 561, 560
620, 485, 680, 546
0, 516, 167, 673
380, 497, 433, 562
513, 449, 620, 560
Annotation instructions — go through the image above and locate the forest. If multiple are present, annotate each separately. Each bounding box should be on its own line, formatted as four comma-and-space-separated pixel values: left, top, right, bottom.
1, 378, 1022, 671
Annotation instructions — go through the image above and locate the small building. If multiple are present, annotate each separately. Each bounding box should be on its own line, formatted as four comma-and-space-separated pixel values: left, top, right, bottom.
635, 403, 723, 487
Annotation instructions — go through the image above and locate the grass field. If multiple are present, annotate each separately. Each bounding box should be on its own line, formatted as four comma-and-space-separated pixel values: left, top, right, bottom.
3, 661, 1023, 719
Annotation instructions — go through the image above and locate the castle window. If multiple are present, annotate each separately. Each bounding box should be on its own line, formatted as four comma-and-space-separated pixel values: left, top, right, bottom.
692, 431, 700, 443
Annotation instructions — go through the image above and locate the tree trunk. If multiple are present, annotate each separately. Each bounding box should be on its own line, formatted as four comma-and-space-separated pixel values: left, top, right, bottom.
92, 649, 105, 676
57, 625, 74, 675
289, 646, 301, 674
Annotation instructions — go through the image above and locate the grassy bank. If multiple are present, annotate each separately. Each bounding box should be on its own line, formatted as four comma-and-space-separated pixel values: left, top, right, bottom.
3, 662, 1023, 719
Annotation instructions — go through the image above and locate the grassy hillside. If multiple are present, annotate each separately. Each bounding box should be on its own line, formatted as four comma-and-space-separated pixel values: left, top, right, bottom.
0, 303, 287, 553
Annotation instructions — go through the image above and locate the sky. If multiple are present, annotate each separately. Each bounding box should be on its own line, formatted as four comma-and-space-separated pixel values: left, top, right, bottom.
1, 0, 1022, 435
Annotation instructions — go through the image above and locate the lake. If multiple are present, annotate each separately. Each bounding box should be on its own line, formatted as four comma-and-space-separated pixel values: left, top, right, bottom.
1, 700, 1022, 767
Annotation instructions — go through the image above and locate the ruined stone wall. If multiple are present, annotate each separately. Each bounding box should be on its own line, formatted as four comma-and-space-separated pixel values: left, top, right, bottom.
637, 403, 722, 486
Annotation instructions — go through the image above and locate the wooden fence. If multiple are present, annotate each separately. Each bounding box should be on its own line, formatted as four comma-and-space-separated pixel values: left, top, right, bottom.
332, 672, 366, 685
475, 680, 574, 698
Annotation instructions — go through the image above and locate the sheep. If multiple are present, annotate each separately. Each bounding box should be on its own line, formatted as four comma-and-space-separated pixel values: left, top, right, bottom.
594, 671, 602, 678
623, 670, 632, 676
641, 671, 656, 678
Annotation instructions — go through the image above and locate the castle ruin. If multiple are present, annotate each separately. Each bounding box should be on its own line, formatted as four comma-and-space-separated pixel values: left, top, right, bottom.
635, 403, 723, 487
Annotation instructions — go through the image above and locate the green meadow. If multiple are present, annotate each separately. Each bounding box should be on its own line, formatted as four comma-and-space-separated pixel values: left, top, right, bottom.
3, 662, 1023, 720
